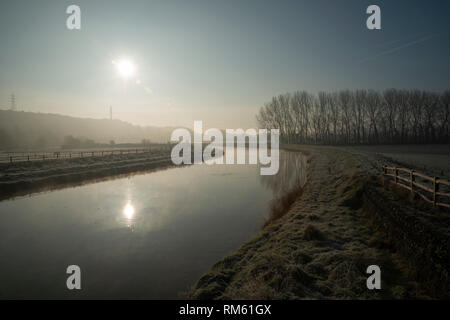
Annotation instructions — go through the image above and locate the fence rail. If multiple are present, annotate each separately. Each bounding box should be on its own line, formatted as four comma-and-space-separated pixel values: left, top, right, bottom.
0, 146, 172, 164
382, 165, 450, 209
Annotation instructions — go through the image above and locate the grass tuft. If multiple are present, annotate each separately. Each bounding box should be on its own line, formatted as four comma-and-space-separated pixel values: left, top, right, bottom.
264, 184, 304, 227
302, 224, 325, 241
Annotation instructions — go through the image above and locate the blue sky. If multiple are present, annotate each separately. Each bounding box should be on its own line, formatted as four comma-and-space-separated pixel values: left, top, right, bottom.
0, 0, 449, 128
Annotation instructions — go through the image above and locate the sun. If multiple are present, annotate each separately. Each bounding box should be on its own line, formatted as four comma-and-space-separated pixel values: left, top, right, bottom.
113, 59, 136, 79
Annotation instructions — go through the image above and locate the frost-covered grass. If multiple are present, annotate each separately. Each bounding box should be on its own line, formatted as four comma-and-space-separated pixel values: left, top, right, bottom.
0, 151, 173, 200
348, 144, 450, 179
189, 146, 449, 300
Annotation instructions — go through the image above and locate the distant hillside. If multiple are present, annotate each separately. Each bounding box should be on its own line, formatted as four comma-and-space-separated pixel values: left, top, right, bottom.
0, 110, 178, 149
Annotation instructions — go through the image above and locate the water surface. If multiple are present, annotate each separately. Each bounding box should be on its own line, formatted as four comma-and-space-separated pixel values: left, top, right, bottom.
0, 150, 306, 298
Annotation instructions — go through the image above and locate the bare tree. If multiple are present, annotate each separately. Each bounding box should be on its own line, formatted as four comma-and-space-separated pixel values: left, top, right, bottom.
257, 89, 450, 145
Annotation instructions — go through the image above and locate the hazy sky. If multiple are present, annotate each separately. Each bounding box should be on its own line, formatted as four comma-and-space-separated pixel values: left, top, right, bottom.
0, 0, 449, 129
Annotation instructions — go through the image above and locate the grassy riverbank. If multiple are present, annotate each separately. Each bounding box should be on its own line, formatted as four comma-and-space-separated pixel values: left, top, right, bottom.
189, 145, 450, 299
0, 151, 173, 200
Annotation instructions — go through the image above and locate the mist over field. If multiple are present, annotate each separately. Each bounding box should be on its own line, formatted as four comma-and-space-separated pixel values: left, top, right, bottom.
0, 110, 177, 149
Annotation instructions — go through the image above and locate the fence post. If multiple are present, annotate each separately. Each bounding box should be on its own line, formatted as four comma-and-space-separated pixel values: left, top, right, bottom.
433, 177, 438, 207
27, 155, 30, 162
410, 170, 415, 197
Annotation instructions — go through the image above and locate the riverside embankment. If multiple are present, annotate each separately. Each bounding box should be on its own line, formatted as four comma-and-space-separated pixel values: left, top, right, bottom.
0, 150, 173, 200
189, 145, 450, 299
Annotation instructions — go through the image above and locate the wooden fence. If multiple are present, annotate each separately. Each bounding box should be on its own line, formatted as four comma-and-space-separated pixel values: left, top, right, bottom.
0, 145, 172, 164
382, 165, 450, 209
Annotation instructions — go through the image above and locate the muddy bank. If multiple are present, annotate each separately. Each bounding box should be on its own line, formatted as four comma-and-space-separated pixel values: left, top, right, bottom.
0, 152, 173, 200
189, 146, 447, 299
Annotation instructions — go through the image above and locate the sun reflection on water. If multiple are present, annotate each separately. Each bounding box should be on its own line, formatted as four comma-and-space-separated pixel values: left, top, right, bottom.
123, 202, 135, 220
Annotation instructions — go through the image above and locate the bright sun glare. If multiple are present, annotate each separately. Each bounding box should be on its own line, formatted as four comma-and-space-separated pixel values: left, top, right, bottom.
123, 202, 135, 220
113, 59, 136, 79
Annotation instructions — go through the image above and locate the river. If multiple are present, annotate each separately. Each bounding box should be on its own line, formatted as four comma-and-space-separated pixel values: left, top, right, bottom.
0, 150, 306, 298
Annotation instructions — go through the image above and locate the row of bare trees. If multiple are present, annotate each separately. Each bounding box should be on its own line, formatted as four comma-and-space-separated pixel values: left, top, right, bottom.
256, 89, 450, 145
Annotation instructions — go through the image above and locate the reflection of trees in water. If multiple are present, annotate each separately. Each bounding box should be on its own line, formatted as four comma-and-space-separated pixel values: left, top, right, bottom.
260, 151, 307, 197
